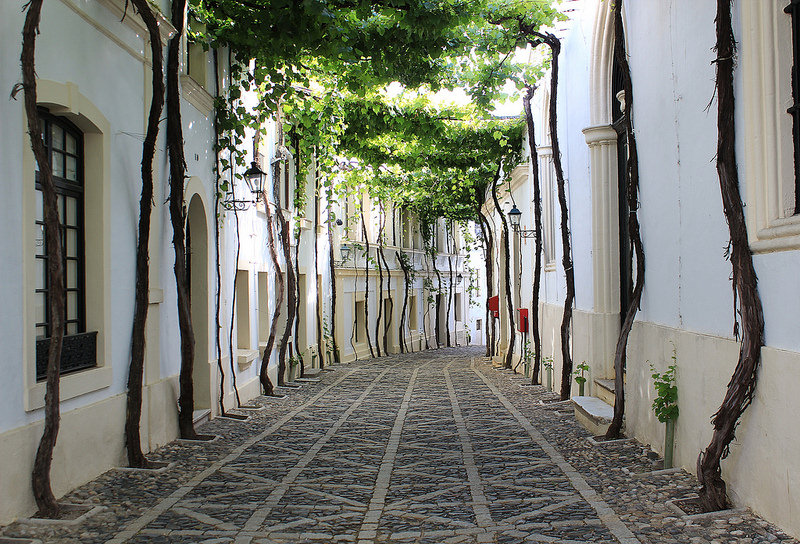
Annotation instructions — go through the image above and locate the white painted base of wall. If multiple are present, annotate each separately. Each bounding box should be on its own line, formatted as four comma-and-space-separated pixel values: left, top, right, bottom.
0, 369, 264, 525
537, 302, 800, 539
0, 377, 173, 524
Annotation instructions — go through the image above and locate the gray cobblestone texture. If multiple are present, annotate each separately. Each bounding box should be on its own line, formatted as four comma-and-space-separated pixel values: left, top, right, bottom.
1, 347, 796, 543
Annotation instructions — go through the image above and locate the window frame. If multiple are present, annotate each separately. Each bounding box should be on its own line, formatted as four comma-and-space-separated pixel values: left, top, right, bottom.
34, 109, 95, 381
741, 2, 800, 252
35, 109, 86, 338
22, 80, 112, 411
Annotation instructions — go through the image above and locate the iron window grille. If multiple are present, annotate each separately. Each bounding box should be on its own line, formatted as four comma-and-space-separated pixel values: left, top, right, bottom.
34, 109, 96, 380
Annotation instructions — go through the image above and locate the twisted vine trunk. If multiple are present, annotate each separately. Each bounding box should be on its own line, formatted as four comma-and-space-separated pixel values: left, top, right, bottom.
225, 201, 242, 411
293, 136, 304, 377
490, 166, 515, 370
277, 165, 293, 385
221, 49, 240, 407
327, 200, 340, 365
360, 209, 375, 357
537, 32, 576, 400
606, 0, 646, 440
294, 225, 303, 376
477, 209, 495, 357
397, 252, 410, 353
258, 163, 282, 396
379, 241, 393, 355
213, 49, 237, 417
22, 0, 63, 516
697, 0, 765, 512
422, 250, 432, 350
166, 0, 198, 439
432, 253, 443, 348
125, 0, 164, 468
374, 206, 384, 357
446, 231, 454, 348
315, 176, 324, 369
522, 86, 544, 385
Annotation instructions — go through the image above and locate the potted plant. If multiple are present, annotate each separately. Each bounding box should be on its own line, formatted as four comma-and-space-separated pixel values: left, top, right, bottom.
543, 356, 554, 391
651, 353, 678, 469
288, 355, 301, 381
521, 339, 534, 378
574, 361, 589, 396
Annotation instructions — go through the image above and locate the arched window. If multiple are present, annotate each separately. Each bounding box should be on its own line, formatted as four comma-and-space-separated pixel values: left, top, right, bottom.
34, 109, 95, 380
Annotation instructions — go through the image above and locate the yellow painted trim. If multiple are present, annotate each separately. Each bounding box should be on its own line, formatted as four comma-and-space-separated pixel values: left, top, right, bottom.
22, 80, 112, 412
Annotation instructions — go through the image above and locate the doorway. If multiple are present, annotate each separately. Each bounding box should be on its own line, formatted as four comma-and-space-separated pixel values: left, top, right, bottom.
186, 194, 210, 410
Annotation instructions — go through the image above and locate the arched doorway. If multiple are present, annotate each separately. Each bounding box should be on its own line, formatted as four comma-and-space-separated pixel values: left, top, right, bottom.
186, 193, 210, 411
583, 0, 626, 380
612, 47, 632, 332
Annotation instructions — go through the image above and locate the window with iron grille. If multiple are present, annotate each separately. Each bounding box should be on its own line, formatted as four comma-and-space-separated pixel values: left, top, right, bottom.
787, 0, 800, 214
34, 109, 96, 380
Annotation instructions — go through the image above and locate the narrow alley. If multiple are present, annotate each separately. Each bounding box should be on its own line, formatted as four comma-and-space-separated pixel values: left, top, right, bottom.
2, 348, 794, 544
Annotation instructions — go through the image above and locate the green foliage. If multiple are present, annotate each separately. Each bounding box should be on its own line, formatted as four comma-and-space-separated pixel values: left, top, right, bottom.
521, 339, 534, 361
574, 361, 589, 386
192, 0, 562, 247
322, 317, 335, 349
651, 352, 679, 423
422, 276, 439, 305
397, 250, 417, 284
542, 355, 553, 370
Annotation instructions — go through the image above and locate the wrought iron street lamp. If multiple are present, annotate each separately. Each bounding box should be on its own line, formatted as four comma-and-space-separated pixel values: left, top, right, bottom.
507, 204, 536, 239
244, 160, 266, 197
508, 204, 522, 230
222, 160, 266, 211
336, 243, 352, 266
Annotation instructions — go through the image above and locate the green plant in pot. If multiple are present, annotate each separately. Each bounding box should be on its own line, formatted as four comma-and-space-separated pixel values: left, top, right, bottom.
288, 354, 301, 380
574, 361, 589, 396
521, 339, 534, 377
543, 356, 554, 391
651, 352, 678, 469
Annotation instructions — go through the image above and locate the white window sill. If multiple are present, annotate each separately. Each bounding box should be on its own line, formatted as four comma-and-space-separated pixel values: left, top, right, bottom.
751, 214, 800, 253
237, 349, 260, 370
25, 365, 113, 411
180, 75, 214, 115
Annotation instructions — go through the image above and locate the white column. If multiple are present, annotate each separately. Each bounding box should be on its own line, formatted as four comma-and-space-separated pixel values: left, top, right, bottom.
583, 124, 621, 380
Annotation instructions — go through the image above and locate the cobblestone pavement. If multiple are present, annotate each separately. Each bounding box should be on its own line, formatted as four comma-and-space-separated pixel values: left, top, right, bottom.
2, 347, 797, 544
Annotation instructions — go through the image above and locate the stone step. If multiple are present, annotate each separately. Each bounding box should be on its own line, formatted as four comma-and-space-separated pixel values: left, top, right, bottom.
571, 395, 613, 436
193, 408, 211, 426
594, 378, 616, 405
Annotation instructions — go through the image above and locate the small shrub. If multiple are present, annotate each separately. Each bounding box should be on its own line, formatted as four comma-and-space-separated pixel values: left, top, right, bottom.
651, 351, 678, 423
574, 361, 589, 387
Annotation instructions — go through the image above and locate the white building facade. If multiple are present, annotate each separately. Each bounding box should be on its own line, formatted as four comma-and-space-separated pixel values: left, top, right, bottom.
0, 0, 468, 523
495, 0, 800, 537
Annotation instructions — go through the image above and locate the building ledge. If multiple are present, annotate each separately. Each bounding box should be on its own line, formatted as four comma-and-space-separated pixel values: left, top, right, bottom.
181, 75, 214, 115
237, 349, 259, 370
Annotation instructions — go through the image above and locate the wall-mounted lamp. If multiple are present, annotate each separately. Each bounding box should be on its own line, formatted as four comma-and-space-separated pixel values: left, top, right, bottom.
506, 204, 536, 238
456, 273, 464, 285
336, 243, 352, 266
222, 160, 266, 211
244, 160, 266, 197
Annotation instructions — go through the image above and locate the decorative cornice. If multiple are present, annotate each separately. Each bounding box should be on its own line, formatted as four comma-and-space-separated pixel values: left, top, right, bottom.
95, 0, 176, 43
583, 124, 618, 145
181, 75, 215, 115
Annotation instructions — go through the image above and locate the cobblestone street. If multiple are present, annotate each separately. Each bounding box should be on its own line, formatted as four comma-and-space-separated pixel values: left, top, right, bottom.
2, 347, 796, 544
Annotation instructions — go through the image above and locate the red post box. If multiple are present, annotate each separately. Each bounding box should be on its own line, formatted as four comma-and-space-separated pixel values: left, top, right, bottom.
518, 308, 529, 333
488, 295, 499, 318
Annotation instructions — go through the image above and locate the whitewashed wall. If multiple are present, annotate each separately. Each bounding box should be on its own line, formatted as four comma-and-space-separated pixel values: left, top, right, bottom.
517, 0, 800, 537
